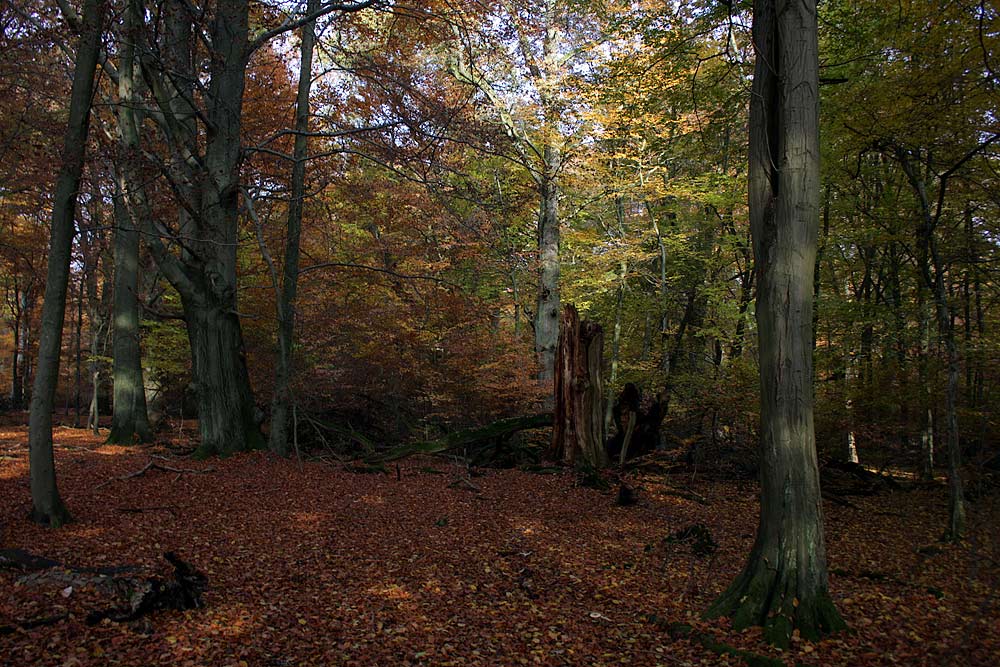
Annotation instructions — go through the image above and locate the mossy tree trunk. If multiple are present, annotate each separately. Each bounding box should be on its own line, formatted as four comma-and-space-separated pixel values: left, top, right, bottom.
28, 0, 106, 527
705, 0, 845, 647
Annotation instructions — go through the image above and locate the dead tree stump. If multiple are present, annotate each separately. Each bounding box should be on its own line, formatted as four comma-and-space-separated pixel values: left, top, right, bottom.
550, 305, 607, 468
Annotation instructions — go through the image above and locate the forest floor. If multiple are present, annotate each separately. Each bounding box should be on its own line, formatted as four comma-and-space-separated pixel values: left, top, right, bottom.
0, 424, 998, 667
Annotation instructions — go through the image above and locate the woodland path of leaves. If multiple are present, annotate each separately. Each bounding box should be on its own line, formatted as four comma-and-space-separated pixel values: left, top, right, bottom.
0, 426, 997, 667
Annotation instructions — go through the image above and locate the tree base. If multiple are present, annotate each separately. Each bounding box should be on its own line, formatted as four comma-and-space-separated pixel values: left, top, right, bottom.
30, 503, 73, 529
105, 425, 153, 446
194, 427, 265, 459
705, 562, 847, 648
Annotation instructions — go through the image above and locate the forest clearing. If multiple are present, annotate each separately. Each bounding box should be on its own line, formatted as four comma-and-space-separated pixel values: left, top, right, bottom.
0, 424, 997, 667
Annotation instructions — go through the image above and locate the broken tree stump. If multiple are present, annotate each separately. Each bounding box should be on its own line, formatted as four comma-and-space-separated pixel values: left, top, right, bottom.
606, 383, 668, 464
550, 304, 607, 468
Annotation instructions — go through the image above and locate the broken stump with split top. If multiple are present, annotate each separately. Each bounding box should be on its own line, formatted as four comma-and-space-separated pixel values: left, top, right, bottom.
549, 304, 607, 468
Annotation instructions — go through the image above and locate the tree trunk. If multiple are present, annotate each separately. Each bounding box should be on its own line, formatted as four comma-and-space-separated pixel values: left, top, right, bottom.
894, 150, 966, 540
706, 0, 845, 646
604, 260, 626, 434
73, 275, 83, 426
185, 300, 263, 458
124, 0, 263, 456
83, 226, 104, 436
534, 166, 560, 390
917, 293, 935, 480
270, 0, 318, 456
11, 317, 20, 409
106, 0, 152, 444
550, 305, 606, 468
18, 286, 35, 409
10, 286, 29, 410
107, 168, 151, 443
28, 0, 105, 527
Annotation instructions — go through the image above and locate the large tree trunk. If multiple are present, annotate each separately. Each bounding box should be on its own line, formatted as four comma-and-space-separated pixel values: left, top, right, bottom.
28, 0, 105, 527
706, 0, 844, 646
107, 0, 152, 444
122, 0, 263, 456
270, 0, 318, 456
534, 162, 560, 390
185, 301, 262, 457
107, 165, 151, 443
550, 305, 606, 468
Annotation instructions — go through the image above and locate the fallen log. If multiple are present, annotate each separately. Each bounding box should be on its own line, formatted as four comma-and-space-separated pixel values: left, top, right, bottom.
821, 457, 901, 493
85, 552, 207, 625
660, 485, 709, 506
374, 413, 553, 463
1, 550, 207, 627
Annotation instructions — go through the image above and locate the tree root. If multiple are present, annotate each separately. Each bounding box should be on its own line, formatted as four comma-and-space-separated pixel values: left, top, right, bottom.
706, 561, 847, 648
663, 622, 782, 667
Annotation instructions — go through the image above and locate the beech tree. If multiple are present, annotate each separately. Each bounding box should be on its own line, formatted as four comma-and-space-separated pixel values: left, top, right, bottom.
268, 0, 320, 456
705, 0, 845, 645
447, 0, 598, 389
27, 0, 105, 526
120, 0, 380, 456
106, 1, 151, 444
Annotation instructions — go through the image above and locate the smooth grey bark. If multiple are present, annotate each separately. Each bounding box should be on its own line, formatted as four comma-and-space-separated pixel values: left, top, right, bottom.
448, 1, 564, 391
269, 0, 319, 456
535, 162, 560, 387
73, 274, 83, 425
27, 0, 105, 527
124, 0, 262, 457
705, 0, 844, 646
108, 170, 151, 443
917, 290, 935, 480
9, 282, 33, 409
81, 220, 109, 436
21, 292, 34, 406
131, 0, 375, 456
107, 0, 151, 444
10, 305, 20, 408
604, 259, 626, 435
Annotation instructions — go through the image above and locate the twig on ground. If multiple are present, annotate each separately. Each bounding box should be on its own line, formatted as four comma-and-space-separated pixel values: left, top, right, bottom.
95, 460, 215, 490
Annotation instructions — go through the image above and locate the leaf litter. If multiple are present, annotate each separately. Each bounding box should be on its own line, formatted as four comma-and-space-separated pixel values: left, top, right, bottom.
0, 426, 997, 666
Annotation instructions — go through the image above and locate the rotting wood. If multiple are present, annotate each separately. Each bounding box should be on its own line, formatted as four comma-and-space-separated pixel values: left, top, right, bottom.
550, 305, 606, 468
1, 550, 207, 627
606, 383, 668, 464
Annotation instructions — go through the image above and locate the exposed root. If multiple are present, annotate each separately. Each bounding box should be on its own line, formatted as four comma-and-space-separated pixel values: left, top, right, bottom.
706, 561, 847, 648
